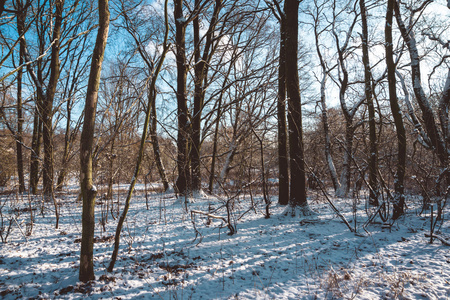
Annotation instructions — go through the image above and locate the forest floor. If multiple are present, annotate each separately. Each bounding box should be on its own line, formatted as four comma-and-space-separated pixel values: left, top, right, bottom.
0, 184, 449, 299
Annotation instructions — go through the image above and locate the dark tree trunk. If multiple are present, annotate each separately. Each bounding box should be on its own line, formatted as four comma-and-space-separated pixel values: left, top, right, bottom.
284, 0, 309, 213
191, 0, 202, 193
29, 10, 46, 195
278, 17, 289, 206
208, 94, 222, 194
16, 1, 26, 193
30, 104, 42, 195
360, 0, 378, 206
41, 0, 63, 201
191, 0, 222, 194
0, 0, 6, 16
79, 0, 110, 283
106, 138, 115, 199
42, 0, 64, 202
386, 0, 406, 219
56, 98, 72, 191
174, 0, 191, 195
43, 0, 64, 229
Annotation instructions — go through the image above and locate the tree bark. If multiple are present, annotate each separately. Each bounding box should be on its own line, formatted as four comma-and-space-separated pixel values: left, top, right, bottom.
16, 1, 26, 193
208, 93, 223, 194
360, 0, 378, 205
28, 9, 46, 195
284, 0, 309, 213
277, 16, 289, 206
79, 0, 110, 283
42, 0, 64, 202
0, 0, 6, 17
192, 0, 203, 194
336, 121, 354, 198
174, 0, 191, 196
29, 104, 42, 195
106, 138, 115, 199
386, 0, 406, 219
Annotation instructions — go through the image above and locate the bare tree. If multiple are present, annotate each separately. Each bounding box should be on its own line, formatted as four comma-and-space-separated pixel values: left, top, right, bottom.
191, 0, 223, 194
79, 0, 110, 283
118, 0, 171, 192
386, 0, 406, 219
394, 0, 449, 189
14, 0, 28, 193
41, 0, 64, 203
56, 7, 93, 191
307, 0, 340, 194
267, 0, 289, 205
108, 0, 170, 272
360, 0, 378, 205
284, 0, 312, 215
331, 0, 364, 198
174, 0, 191, 196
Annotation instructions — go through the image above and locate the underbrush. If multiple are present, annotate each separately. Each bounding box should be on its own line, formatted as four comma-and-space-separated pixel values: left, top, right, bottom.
0, 188, 448, 299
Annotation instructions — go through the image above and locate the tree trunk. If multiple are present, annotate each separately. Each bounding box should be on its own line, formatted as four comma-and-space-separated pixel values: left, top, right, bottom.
360, 0, 378, 205
191, 0, 203, 194
28, 10, 46, 195
312, 12, 340, 193
56, 101, 72, 191
253, 128, 270, 218
386, 0, 406, 219
79, 0, 110, 283
0, 0, 6, 17
149, 89, 169, 192
320, 77, 340, 192
331, 2, 360, 199
208, 93, 223, 194
42, 0, 64, 202
106, 138, 116, 199
16, 2, 26, 193
174, 0, 191, 196
284, 0, 310, 214
336, 121, 354, 198
30, 104, 42, 195
277, 17, 289, 206
191, 0, 222, 194
218, 141, 237, 185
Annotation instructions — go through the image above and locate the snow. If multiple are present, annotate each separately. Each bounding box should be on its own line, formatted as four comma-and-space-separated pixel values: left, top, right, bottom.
0, 187, 449, 299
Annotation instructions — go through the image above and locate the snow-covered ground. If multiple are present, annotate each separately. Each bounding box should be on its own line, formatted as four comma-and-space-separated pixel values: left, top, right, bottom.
0, 186, 449, 299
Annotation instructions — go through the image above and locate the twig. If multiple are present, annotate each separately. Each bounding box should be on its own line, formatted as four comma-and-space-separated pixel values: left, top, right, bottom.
191, 209, 235, 235
424, 233, 450, 246
13, 216, 28, 242
305, 163, 355, 233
